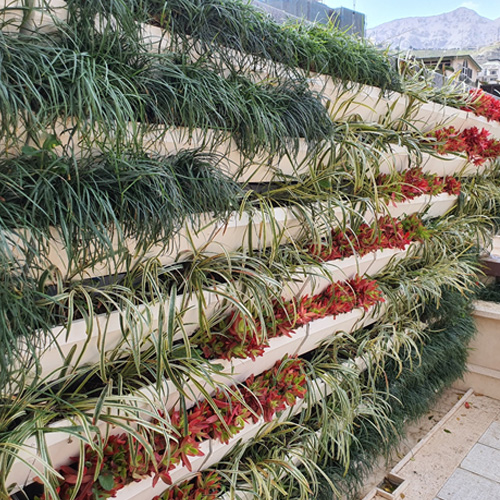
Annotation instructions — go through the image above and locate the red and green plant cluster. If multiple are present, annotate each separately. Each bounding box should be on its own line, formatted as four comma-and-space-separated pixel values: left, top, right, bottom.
38, 359, 306, 500
153, 471, 222, 500
200, 276, 384, 361
462, 89, 500, 123
376, 167, 460, 202
429, 126, 500, 166
308, 214, 430, 262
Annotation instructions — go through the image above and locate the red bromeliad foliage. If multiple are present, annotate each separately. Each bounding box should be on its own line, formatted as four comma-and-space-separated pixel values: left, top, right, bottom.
428, 126, 500, 166
37, 359, 306, 500
199, 276, 384, 361
308, 214, 430, 262
462, 90, 500, 123
376, 167, 460, 203
153, 471, 223, 500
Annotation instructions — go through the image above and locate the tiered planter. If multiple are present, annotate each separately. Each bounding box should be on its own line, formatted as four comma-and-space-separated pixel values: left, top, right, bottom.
8, 237, 402, 492
27, 290, 218, 380
310, 77, 500, 137
0, 122, 316, 182
376, 144, 479, 177
365, 193, 458, 221
7, 301, 383, 491
286, 246, 412, 301
10, 206, 305, 281
310, 81, 407, 123
4, 3, 500, 498
112, 375, 336, 500
22, 242, 410, 385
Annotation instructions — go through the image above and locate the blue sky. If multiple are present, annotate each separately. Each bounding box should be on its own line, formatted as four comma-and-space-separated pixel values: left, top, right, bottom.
322, 1, 500, 29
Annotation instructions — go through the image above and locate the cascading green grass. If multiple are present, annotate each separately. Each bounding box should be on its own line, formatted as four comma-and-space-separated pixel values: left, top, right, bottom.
0, 27, 334, 157
0, 147, 242, 267
97, 0, 401, 90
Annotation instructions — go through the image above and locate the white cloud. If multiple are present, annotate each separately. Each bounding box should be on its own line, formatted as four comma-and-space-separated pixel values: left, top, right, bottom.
460, 1, 480, 10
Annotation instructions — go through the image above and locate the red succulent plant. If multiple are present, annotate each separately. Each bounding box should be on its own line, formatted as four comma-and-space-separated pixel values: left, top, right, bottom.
462, 89, 500, 123
429, 126, 500, 166
39, 359, 308, 500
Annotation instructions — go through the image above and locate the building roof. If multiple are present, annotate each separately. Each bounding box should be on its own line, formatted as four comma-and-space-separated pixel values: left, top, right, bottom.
411, 49, 482, 71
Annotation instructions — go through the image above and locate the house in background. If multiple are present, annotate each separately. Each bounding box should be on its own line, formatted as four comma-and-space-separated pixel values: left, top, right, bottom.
252, 0, 365, 36
479, 59, 500, 85
411, 49, 482, 87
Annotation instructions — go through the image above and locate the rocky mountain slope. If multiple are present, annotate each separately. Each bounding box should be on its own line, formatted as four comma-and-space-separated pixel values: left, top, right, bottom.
368, 7, 500, 50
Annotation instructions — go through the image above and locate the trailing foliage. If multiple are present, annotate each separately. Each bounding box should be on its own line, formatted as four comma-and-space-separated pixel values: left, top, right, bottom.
476, 280, 500, 303
0, 28, 333, 157
316, 286, 477, 499
64, 0, 400, 90
35, 358, 306, 500
0, 147, 242, 262
197, 275, 384, 360
210, 279, 477, 500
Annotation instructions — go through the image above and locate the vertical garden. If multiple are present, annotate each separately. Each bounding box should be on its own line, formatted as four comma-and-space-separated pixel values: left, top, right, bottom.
1, 1, 500, 499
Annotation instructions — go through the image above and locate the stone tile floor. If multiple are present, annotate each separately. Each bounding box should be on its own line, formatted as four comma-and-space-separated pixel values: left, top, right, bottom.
395, 392, 500, 500
435, 421, 500, 500
365, 391, 500, 499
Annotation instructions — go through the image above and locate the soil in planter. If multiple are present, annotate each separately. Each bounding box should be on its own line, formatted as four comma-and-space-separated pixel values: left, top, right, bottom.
10, 481, 43, 500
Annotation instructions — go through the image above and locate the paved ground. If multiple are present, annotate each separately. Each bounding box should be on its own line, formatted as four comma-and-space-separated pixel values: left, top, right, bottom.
362, 391, 500, 499
396, 392, 500, 500
435, 421, 500, 500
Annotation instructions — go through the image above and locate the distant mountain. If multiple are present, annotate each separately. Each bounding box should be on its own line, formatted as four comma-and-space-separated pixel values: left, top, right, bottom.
367, 7, 500, 50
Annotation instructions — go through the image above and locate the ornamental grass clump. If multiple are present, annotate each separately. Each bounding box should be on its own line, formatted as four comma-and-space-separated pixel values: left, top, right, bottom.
0, 28, 333, 157
72, 0, 400, 90
0, 147, 243, 268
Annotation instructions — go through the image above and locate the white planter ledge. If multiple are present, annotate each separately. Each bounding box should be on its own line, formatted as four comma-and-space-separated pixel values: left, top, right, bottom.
0, 0, 66, 33
310, 80, 408, 124
11, 206, 304, 281
112, 358, 369, 500
114, 349, 375, 500
27, 290, 224, 381
411, 102, 500, 139
1, 121, 316, 183
452, 300, 500, 400
461, 112, 500, 140
285, 246, 411, 301
366, 193, 458, 221
377, 145, 477, 177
